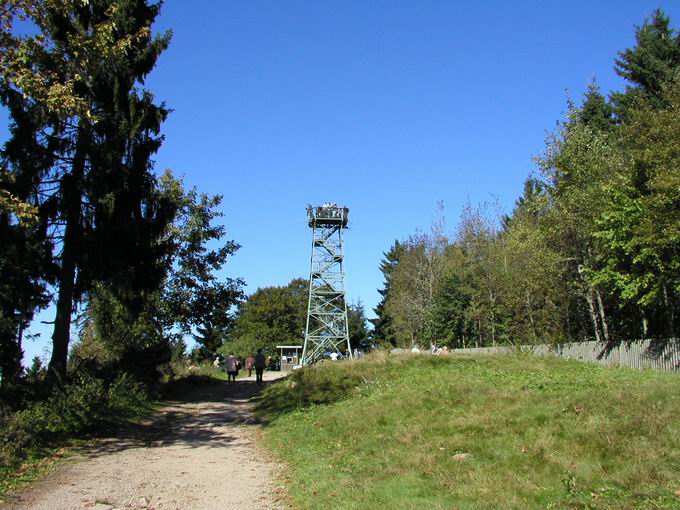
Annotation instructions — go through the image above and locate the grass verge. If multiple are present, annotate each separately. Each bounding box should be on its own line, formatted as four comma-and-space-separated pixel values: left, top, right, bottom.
256, 352, 680, 509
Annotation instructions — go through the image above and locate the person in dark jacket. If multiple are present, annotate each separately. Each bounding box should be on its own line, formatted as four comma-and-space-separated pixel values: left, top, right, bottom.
254, 349, 266, 386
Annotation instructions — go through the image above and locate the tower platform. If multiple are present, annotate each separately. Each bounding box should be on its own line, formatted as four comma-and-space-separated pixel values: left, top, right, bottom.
307, 204, 349, 228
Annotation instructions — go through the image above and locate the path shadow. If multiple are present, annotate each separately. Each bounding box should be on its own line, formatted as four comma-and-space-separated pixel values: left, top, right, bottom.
84, 380, 271, 458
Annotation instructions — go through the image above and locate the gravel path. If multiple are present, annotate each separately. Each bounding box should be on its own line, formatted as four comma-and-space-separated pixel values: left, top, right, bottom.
3, 372, 287, 510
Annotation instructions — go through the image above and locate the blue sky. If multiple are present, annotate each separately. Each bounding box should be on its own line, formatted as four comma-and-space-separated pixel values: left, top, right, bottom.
10, 1, 680, 363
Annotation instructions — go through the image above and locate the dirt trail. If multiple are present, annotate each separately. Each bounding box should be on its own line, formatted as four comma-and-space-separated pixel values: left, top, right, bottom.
3, 372, 287, 510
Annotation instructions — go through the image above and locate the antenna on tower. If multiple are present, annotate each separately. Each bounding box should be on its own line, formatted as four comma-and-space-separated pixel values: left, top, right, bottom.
301, 203, 352, 365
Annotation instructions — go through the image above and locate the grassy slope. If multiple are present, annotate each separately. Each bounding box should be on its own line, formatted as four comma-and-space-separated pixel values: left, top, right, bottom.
257, 353, 680, 510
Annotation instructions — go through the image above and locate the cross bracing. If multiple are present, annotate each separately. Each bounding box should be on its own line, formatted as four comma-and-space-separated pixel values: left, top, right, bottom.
301, 204, 352, 366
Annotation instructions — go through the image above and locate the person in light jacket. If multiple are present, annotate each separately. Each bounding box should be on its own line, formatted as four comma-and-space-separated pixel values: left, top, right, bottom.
245, 354, 255, 377
226, 353, 238, 384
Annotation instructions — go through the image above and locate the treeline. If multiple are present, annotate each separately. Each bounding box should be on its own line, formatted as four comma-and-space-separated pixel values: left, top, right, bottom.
372, 10, 680, 349
220, 277, 369, 360
0, 0, 242, 396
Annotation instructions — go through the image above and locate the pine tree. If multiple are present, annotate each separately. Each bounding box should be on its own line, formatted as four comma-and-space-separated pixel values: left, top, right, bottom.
613, 9, 680, 114
577, 82, 615, 132
347, 300, 369, 350
0, 0, 175, 380
0, 59, 58, 385
370, 240, 403, 346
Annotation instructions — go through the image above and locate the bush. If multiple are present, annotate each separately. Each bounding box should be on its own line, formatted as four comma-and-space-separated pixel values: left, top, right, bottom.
0, 372, 149, 469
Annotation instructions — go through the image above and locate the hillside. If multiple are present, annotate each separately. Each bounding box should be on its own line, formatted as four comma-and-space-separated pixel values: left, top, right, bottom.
257, 353, 680, 509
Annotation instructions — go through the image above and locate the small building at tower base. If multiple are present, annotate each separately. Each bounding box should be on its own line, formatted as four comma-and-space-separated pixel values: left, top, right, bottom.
277, 345, 302, 371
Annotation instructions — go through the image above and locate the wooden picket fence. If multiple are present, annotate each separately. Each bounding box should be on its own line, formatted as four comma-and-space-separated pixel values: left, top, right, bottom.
450, 338, 680, 372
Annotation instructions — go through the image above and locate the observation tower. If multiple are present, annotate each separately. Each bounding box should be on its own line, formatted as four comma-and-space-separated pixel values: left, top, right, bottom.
301, 204, 352, 366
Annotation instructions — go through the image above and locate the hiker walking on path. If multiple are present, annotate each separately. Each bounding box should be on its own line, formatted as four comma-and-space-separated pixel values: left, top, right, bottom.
245, 354, 255, 377
226, 353, 239, 383
254, 349, 266, 386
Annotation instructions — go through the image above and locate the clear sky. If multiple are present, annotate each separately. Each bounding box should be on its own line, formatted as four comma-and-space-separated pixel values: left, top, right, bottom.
9, 0, 680, 363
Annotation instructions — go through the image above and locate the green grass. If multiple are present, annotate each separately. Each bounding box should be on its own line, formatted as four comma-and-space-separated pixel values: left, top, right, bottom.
256, 352, 680, 509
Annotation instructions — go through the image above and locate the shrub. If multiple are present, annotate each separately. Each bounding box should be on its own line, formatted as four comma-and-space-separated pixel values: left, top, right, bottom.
0, 372, 149, 469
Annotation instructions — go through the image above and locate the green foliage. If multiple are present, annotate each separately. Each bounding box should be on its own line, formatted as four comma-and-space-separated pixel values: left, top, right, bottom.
430, 268, 470, 347
161, 173, 244, 346
0, 94, 54, 384
577, 81, 615, 132
500, 194, 566, 344
591, 75, 680, 335
221, 278, 368, 359
70, 169, 243, 376
383, 203, 509, 349
223, 278, 307, 359
0, 371, 149, 472
385, 208, 448, 348
371, 240, 404, 346
347, 300, 369, 349
259, 353, 680, 509
613, 9, 680, 112
0, 0, 178, 380
24, 356, 45, 383
170, 337, 187, 363
380, 10, 680, 346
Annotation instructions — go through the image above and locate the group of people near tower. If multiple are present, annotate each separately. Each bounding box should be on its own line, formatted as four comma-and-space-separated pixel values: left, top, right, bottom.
213, 349, 267, 385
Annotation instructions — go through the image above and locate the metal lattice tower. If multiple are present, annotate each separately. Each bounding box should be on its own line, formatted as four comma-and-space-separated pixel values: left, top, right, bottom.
301, 204, 352, 366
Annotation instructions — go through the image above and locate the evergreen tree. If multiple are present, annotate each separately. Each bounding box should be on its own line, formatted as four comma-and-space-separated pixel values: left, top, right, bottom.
613, 9, 680, 114
577, 82, 616, 132
0, 28, 60, 384
73, 171, 243, 372
370, 240, 403, 346
3, 0, 176, 380
430, 269, 469, 348
347, 300, 369, 350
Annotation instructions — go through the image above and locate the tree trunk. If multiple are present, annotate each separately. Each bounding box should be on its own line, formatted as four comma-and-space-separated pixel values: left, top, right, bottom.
585, 290, 602, 343
662, 285, 676, 338
17, 323, 23, 360
49, 223, 79, 382
526, 291, 538, 343
595, 289, 610, 342
577, 264, 602, 343
489, 290, 496, 347
0, 331, 21, 386
48, 134, 86, 382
